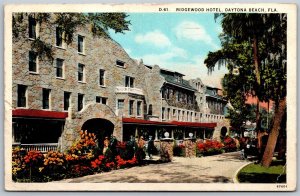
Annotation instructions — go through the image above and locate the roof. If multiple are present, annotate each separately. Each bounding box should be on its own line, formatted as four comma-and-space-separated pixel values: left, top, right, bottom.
122, 118, 217, 128
160, 71, 195, 91
205, 87, 224, 100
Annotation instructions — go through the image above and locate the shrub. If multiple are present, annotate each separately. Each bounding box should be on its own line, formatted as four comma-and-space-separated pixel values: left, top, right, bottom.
42, 151, 66, 181
22, 150, 44, 181
223, 136, 238, 152
12, 147, 27, 181
196, 140, 224, 156
173, 143, 185, 157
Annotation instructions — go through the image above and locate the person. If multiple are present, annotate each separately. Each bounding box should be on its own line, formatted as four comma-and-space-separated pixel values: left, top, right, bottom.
147, 135, 155, 160
135, 136, 146, 164
103, 136, 110, 155
110, 135, 118, 157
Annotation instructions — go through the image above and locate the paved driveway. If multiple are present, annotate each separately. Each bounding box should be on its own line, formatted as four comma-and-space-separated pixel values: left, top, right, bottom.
60, 151, 249, 183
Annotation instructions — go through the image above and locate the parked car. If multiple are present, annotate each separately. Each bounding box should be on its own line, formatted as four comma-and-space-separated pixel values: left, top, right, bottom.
241, 139, 259, 159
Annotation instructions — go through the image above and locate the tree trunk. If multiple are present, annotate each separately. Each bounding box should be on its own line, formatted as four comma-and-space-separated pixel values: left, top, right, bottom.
253, 36, 261, 85
261, 97, 286, 167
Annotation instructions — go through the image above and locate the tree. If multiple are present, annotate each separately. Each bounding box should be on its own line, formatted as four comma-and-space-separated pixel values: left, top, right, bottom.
205, 14, 286, 167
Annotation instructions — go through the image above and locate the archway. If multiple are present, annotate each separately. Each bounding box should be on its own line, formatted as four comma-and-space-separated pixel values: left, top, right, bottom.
221, 126, 228, 137
81, 118, 114, 149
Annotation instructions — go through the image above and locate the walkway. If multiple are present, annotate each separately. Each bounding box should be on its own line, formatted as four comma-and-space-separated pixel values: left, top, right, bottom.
60, 151, 249, 183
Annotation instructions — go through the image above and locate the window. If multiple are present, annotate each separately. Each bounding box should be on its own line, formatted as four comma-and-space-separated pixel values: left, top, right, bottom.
78, 93, 84, 111
96, 96, 107, 104
125, 76, 134, 88
116, 60, 125, 67
42, 88, 51, 109
28, 16, 36, 39
55, 58, 64, 78
56, 27, 63, 47
117, 99, 124, 110
78, 63, 85, 82
137, 101, 142, 116
178, 110, 181, 121
162, 107, 165, 120
182, 111, 185, 121
99, 69, 105, 86
187, 111, 189, 121
64, 92, 71, 111
173, 109, 176, 116
167, 108, 171, 120
29, 51, 37, 72
129, 100, 134, 115
78, 35, 84, 53
148, 104, 153, 115
17, 85, 27, 107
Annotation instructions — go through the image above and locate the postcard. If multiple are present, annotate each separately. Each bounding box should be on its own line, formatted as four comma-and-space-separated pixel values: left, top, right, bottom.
4, 3, 297, 191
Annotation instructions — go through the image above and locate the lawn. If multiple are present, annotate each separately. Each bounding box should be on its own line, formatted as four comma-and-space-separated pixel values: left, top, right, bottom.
237, 160, 286, 183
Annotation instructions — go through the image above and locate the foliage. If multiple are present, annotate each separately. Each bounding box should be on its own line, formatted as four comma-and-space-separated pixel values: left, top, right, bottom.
173, 142, 185, 157
12, 130, 140, 182
42, 151, 66, 180
222, 136, 237, 152
205, 13, 287, 110
116, 141, 135, 160
204, 14, 287, 167
196, 140, 224, 156
31, 38, 54, 62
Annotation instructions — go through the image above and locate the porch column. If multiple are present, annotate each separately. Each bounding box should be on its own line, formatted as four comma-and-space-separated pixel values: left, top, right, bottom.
171, 129, 174, 139
194, 130, 197, 138
155, 129, 158, 140
204, 129, 206, 139
135, 126, 138, 138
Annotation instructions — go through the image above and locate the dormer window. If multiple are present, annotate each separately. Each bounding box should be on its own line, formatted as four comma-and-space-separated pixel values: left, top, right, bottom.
176, 75, 182, 83
116, 60, 125, 68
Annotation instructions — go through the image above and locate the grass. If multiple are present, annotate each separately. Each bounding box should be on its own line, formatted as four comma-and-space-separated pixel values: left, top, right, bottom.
238, 160, 286, 183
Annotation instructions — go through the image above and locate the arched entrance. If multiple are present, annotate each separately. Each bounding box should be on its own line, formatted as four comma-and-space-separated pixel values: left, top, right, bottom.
81, 118, 114, 148
221, 126, 228, 137
60, 103, 122, 152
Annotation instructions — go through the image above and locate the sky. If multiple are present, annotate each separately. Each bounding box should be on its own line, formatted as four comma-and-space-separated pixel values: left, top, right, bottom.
110, 13, 228, 88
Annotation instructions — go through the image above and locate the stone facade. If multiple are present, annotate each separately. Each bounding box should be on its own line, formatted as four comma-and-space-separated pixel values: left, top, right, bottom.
12, 13, 230, 152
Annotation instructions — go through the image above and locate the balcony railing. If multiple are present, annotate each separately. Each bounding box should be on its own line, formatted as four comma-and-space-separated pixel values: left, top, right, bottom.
12, 143, 58, 153
115, 86, 144, 95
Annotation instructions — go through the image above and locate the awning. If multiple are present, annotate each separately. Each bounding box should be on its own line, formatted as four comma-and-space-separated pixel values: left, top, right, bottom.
122, 118, 217, 128
122, 118, 174, 126
170, 121, 217, 128
12, 109, 68, 119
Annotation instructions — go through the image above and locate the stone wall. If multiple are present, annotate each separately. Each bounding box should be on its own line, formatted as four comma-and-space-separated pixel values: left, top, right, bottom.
183, 138, 196, 157
212, 118, 231, 141
160, 139, 174, 162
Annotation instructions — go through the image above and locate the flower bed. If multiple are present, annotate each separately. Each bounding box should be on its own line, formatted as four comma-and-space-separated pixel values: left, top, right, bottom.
12, 130, 138, 182
196, 139, 224, 157
222, 136, 238, 152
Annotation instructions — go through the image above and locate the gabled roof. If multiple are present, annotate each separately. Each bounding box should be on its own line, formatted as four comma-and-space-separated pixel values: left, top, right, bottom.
160, 71, 195, 91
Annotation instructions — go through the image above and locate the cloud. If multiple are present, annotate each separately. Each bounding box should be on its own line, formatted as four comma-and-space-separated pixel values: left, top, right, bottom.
174, 21, 219, 49
134, 30, 171, 48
